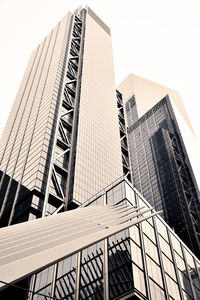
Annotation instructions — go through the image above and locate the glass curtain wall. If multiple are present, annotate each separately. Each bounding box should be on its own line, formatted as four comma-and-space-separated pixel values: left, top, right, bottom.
1, 178, 200, 300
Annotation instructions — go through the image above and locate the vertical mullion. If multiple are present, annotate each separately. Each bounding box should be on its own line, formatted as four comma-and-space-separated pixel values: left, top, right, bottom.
75, 251, 81, 300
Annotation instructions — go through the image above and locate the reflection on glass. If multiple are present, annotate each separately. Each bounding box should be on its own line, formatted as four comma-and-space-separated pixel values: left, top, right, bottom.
54, 254, 77, 300
108, 230, 134, 299
180, 271, 193, 297
79, 242, 104, 299
33, 265, 54, 299
3, 180, 200, 300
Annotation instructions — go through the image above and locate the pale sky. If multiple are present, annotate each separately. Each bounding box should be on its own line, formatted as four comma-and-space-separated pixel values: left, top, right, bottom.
0, 0, 199, 144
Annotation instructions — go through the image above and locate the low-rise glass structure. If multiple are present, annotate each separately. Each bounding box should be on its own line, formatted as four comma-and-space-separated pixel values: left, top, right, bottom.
1, 177, 200, 300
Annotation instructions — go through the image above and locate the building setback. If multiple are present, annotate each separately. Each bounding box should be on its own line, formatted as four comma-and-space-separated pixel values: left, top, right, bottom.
118, 74, 200, 257
0, 6, 200, 300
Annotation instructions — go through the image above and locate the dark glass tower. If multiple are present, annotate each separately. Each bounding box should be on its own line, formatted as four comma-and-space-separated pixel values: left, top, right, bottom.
118, 74, 200, 257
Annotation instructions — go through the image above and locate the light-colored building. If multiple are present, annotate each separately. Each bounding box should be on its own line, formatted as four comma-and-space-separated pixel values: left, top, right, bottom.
0, 6, 123, 226
0, 6, 200, 300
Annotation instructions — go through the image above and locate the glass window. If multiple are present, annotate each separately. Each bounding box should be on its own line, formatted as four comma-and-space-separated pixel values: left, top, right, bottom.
191, 268, 200, 292
95, 196, 104, 205
178, 270, 193, 297
109, 229, 129, 245
175, 252, 186, 272
133, 264, 146, 296
156, 218, 168, 241
107, 183, 125, 205
113, 183, 125, 203
149, 279, 165, 299
146, 256, 163, 287
166, 274, 181, 300
194, 285, 200, 299
129, 225, 141, 246
144, 235, 159, 264
108, 232, 133, 299
196, 262, 200, 275
170, 233, 182, 256
142, 220, 156, 244
182, 290, 193, 299
33, 265, 54, 299
80, 242, 104, 299
55, 254, 77, 300
162, 254, 177, 281
130, 240, 143, 269
183, 248, 195, 270
159, 234, 172, 260
125, 183, 136, 205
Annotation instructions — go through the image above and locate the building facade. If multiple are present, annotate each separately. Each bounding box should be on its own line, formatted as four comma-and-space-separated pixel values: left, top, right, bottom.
0, 7, 123, 227
118, 74, 200, 257
0, 6, 200, 300
0, 178, 200, 300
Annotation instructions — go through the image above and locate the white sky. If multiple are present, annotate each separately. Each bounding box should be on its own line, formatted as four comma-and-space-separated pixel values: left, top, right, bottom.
0, 0, 200, 144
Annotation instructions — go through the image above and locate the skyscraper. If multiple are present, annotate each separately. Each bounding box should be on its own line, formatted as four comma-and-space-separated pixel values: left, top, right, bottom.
0, 6, 122, 227
0, 6, 200, 300
118, 73, 200, 257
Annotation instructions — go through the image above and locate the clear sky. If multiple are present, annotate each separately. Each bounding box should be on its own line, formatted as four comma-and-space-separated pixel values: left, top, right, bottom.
0, 0, 199, 143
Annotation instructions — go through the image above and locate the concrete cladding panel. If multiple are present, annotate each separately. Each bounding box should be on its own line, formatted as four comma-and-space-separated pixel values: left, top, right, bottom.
73, 11, 123, 203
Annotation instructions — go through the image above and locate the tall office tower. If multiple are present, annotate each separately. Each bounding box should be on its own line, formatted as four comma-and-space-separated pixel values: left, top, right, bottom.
118, 74, 200, 257
1, 7, 200, 300
0, 7, 123, 227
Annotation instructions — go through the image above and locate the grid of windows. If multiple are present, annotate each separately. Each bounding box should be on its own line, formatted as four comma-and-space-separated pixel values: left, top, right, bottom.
0, 12, 73, 226
4, 179, 199, 300
72, 12, 122, 204
127, 96, 200, 257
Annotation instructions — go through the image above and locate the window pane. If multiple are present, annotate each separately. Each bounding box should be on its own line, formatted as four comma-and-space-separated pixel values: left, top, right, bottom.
33, 265, 54, 299
130, 240, 143, 269
129, 225, 141, 246
133, 264, 146, 296
108, 231, 133, 299
144, 235, 159, 264
146, 256, 163, 287
149, 279, 165, 299
142, 220, 156, 244
159, 234, 172, 260
55, 254, 77, 300
162, 254, 177, 280
79, 242, 104, 299
166, 274, 181, 300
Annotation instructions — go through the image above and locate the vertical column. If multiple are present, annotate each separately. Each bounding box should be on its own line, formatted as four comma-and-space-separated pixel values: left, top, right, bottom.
42, 13, 85, 216
103, 192, 109, 300
116, 90, 132, 183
